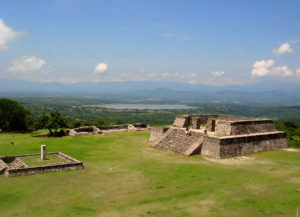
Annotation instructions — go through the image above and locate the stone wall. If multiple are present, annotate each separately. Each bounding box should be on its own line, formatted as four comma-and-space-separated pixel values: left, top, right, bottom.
230, 120, 276, 135
69, 124, 148, 136
97, 124, 128, 130
201, 136, 221, 158
68, 126, 101, 136
201, 132, 288, 158
173, 114, 254, 129
0, 152, 84, 177
218, 132, 287, 158
5, 162, 83, 177
173, 115, 190, 127
215, 119, 276, 136
215, 120, 232, 135
148, 127, 169, 142
191, 117, 201, 129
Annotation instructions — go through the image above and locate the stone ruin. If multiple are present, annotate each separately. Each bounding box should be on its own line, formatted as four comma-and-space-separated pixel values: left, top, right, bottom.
68, 123, 149, 136
0, 146, 83, 177
150, 114, 288, 158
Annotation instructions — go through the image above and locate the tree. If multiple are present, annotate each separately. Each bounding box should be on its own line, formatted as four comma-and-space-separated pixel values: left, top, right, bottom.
0, 98, 33, 131
35, 111, 68, 136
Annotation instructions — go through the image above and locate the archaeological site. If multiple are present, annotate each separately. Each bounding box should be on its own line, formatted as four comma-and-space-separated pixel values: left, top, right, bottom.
0, 146, 83, 177
150, 114, 288, 158
68, 123, 149, 136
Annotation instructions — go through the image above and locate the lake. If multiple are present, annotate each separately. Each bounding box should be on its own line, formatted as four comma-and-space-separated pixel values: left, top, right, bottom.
82, 104, 197, 110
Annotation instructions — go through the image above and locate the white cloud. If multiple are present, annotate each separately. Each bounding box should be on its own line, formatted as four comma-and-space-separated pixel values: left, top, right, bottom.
94, 62, 108, 74
161, 72, 169, 77
187, 73, 197, 78
295, 68, 300, 76
272, 43, 293, 56
8, 56, 46, 72
251, 59, 275, 77
272, 65, 293, 77
211, 71, 224, 76
0, 19, 18, 50
149, 73, 157, 77
40, 66, 57, 75
251, 59, 295, 77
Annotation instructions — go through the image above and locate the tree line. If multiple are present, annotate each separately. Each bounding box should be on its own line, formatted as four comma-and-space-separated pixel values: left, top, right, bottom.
0, 98, 110, 136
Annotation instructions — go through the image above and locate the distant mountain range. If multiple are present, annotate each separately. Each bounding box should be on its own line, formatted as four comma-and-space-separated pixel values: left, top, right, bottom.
1, 79, 300, 105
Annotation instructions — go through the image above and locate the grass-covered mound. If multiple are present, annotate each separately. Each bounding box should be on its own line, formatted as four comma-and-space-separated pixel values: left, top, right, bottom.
0, 131, 299, 217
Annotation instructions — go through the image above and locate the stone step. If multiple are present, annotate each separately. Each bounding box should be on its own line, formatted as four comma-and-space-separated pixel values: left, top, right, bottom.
8, 158, 27, 169
152, 128, 203, 155
0, 159, 7, 174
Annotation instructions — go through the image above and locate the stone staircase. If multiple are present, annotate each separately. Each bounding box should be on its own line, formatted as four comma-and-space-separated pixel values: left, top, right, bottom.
0, 159, 7, 174
151, 128, 203, 156
7, 158, 27, 169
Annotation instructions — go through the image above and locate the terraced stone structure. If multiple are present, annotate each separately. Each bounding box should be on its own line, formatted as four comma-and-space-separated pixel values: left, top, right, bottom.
151, 114, 288, 158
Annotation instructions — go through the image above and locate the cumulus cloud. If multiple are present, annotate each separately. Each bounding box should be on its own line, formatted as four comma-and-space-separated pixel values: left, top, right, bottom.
211, 71, 224, 76
8, 56, 46, 72
251, 59, 295, 77
0, 19, 18, 50
251, 59, 275, 77
271, 65, 293, 77
94, 62, 108, 74
161, 72, 169, 77
272, 43, 293, 56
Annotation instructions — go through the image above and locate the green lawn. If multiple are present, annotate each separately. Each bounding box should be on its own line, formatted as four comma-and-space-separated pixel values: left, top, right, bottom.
21, 155, 67, 166
0, 131, 299, 217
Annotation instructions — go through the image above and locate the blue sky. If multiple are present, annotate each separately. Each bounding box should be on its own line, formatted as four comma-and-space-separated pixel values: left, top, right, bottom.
0, 0, 300, 85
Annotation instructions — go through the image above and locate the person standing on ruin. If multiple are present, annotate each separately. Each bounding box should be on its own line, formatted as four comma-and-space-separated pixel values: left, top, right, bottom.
185, 127, 189, 135
188, 128, 192, 136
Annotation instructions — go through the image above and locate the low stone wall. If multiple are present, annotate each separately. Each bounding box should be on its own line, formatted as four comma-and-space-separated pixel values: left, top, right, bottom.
97, 124, 128, 130
69, 124, 149, 136
148, 127, 169, 142
201, 132, 288, 158
5, 162, 83, 177
69, 126, 101, 136
0, 152, 84, 177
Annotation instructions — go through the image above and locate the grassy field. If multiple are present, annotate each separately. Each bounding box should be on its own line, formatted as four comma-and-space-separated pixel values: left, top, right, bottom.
21, 155, 67, 166
0, 131, 299, 217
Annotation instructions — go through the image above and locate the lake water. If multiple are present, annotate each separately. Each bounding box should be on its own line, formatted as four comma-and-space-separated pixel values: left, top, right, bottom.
82, 104, 197, 110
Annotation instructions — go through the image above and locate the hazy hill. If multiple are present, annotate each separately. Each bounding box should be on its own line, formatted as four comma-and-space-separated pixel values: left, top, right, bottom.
1, 79, 300, 105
